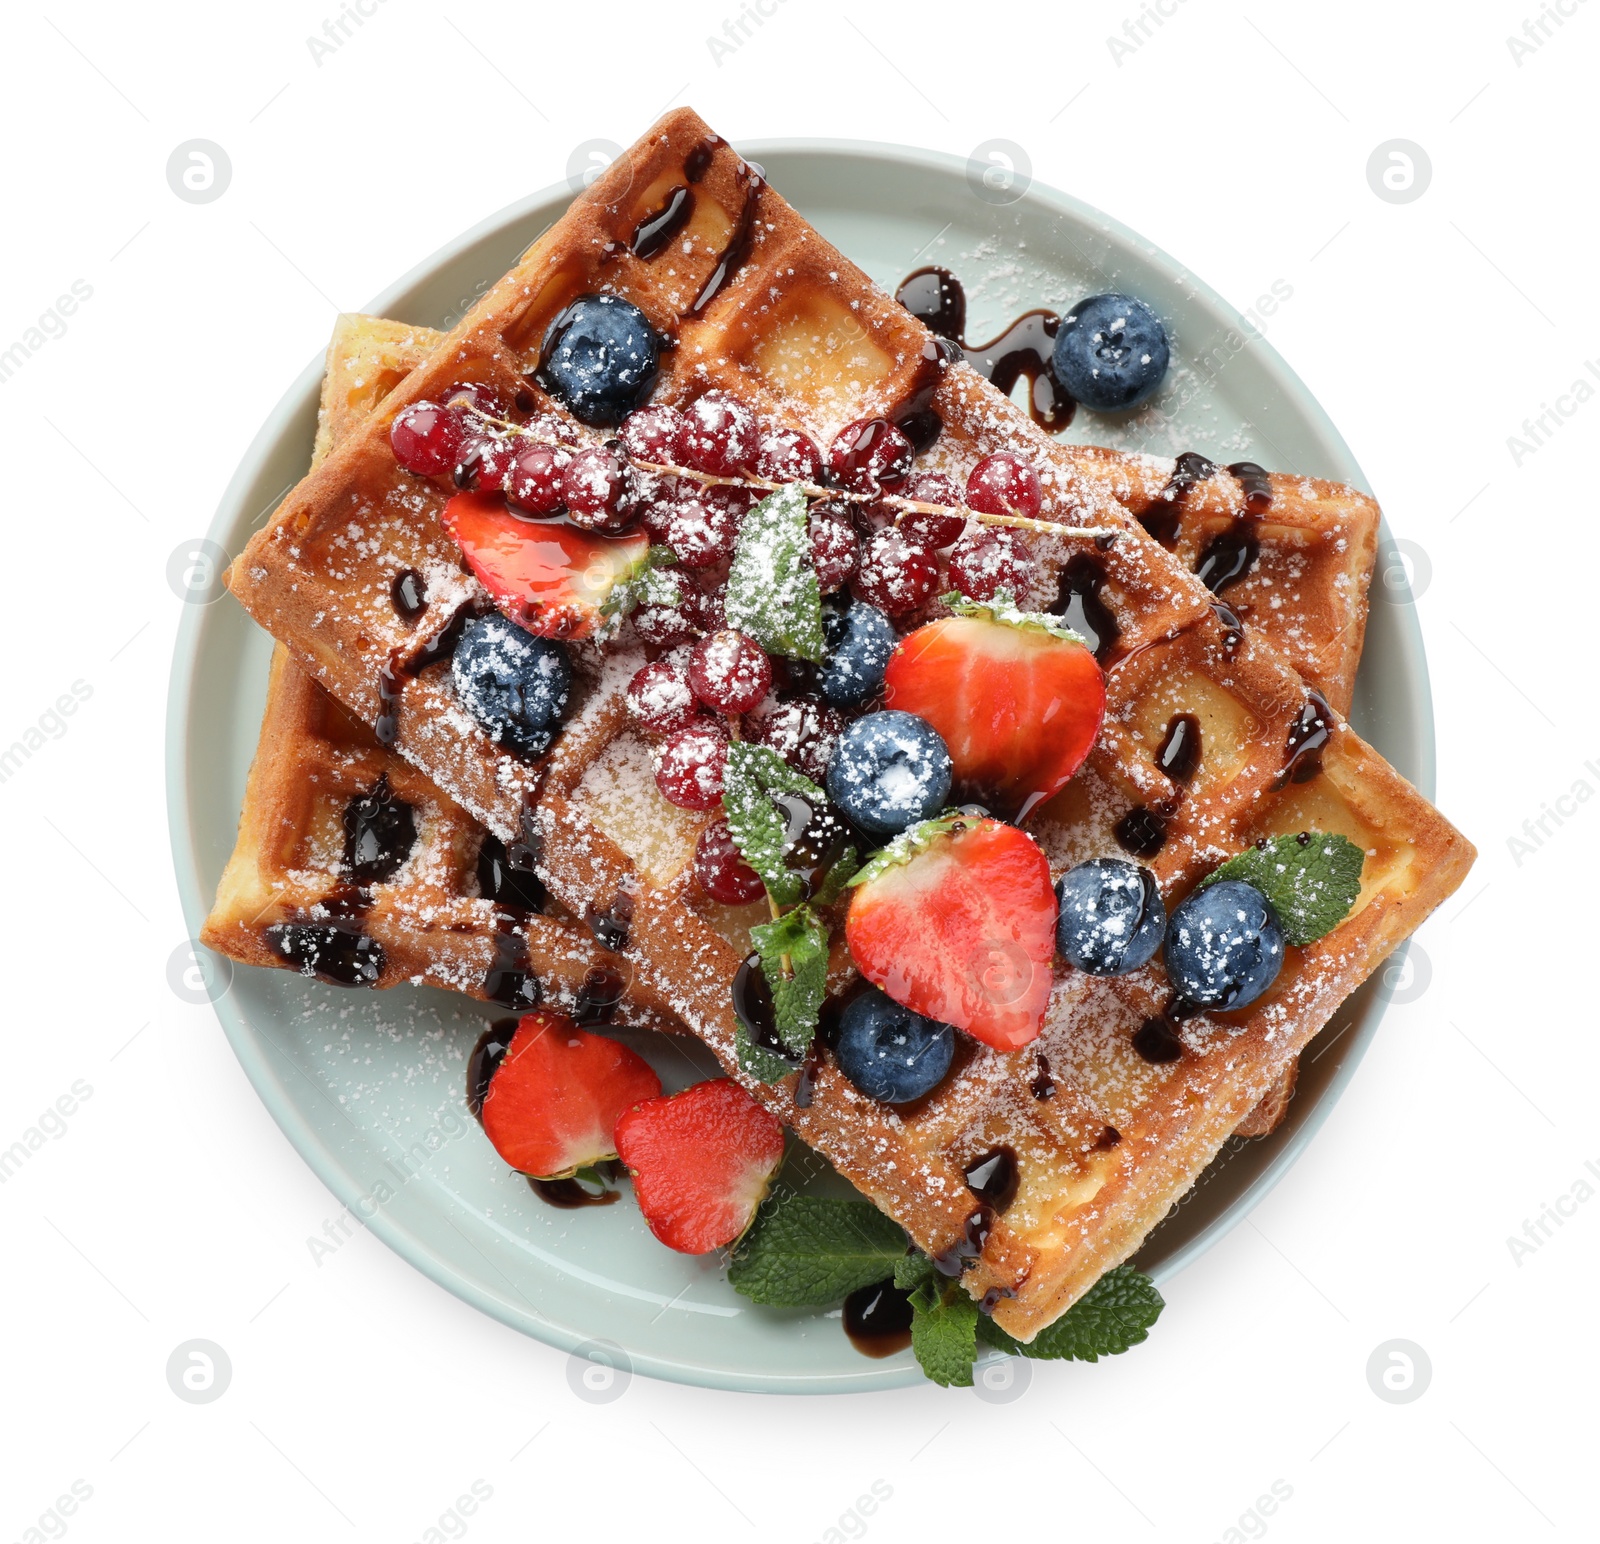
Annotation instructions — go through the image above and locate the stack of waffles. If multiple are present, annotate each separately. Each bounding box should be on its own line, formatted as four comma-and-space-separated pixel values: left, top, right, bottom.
206, 108, 1472, 1341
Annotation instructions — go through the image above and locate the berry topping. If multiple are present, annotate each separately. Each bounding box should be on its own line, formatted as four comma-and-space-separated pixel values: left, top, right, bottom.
829, 417, 912, 493
536, 293, 663, 426
844, 815, 1057, 1051
453, 433, 517, 493
746, 695, 843, 782
855, 529, 939, 616
560, 445, 627, 530
625, 660, 698, 735
1055, 858, 1166, 976
630, 581, 702, 647
1164, 879, 1285, 1009
689, 629, 772, 714
440, 381, 511, 420
833, 985, 956, 1105
450, 612, 573, 758
692, 818, 766, 905
965, 452, 1042, 520
675, 390, 759, 474
654, 718, 730, 810
661, 486, 741, 569
478, 1010, 661, 1179
619, 404, 687, 463
882, 601, 1104, 817
755, 425, 824, 482
442, 491, 649, 639
390, 401, 464, 477
825, 709, 952, 837
898, 472, 967, 550
505, 442, 571, 518
1052, 292, 1170, 413
947, 525, 1035, 603
819, 600, 895, 710
808, 504, 860, 592
613, 1078, 786, 1254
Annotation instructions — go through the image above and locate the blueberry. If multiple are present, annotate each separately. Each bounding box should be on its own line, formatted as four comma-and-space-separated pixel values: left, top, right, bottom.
535, 294, 663, 426
834, 986, 955, 1104
1052, 292, 1170, 413
1164, 879, 1284, 1009
819, 599, 895, 709
825, 710, 952, 837
451, 613, 572, 758
1056, 858, 1166, 976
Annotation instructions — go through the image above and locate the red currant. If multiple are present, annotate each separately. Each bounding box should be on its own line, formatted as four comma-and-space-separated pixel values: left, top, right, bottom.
688, 578, 727, 634
808, 504, 859, 592
828, 417, 912, 493
948, 526, 1035, 602
440, 381, 510, 422
855, 529, 939, 615
692, 819, 765, 905
453, 434, 517, 493
631, 590, 700, 648
620, 404, 686, 464
654, 719, 729, 810
662, 487, 740, 569
506, 443, 570, 517
898, 471, 967, 550
755, 425, 823, 482
676, 391, 759, 475
625, 660, 698, 735
689, 630, 772, 714
747, 695, 844, 783
966, 451, 1042, 520
561, 445, 626, 529
391, 401, 465, 477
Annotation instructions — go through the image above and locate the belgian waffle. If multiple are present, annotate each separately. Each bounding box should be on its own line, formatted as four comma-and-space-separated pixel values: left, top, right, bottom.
201, 316, 677, 1030
227, 109, 1473, 1340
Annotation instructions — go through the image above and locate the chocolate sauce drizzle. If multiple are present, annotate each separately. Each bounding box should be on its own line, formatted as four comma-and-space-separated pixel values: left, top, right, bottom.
632, 185, 694, 260
484, 917, 541, 1012
342, 774, 417, 884
1144, 452, 1217, 546
964, 1147, 1020, 1213
1196, 523, 1260, 595
1114, 805, 1167, 858
584, 892, 635, 953
389, 568, 427, 623
1212, 599, 1246, 652
1275, 691, 1335, 788
1156, 713, 1202, 785
1228, 461, 1273, 512
1132, 1016, 1184, 1064
692, 164, 764, 314
265, 915, 384, 988
573, 966, 625, 1027
1030, 1050, 1056, 1101
375, 597, 482, 747
477, 833, 547, 912
1052, 555, 1121, 662
895, 266, 1076, 432
843, 1279, 914, 1357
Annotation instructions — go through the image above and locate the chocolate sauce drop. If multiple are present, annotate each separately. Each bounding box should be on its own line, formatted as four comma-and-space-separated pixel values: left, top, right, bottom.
692, 167, 763, 314
843, 1279, 914, 1357
1156, 713, 1202, 785
1212, 600, 1246, 652
1030, 1050, 1056, 1101
529, 1174, 619, 1209
266, 920, 384, 988
341, 774, 418, 884
1091, 1124, 1123, 1151
584, 892, 634, 952
1196, 523, 1260, 594
1228, 461, 1273, 512
684, 137, 717, 183
1052, 555, 1121, 662
390, 568, 427, 623
1115, 805, 1167, 858
1132, 1017, 1184, 1064
1276, 691, 1335, 788
573, 966, 625, 1027
466, 1017, 519, 1118
476, 833, 547, 911
484, 920, 541, 1013
794, 1040, 826, 1109
1143, 452, 1217, 546
978, 1285, 1017, 1316
772, 792, 852, 901
964, 1147, 1020, 1213
374, 599, 483, 747
732, 952, 794, 1061
895, 266, 1076, 432
632, 185, 695, 259
932, 1206, 995, 1275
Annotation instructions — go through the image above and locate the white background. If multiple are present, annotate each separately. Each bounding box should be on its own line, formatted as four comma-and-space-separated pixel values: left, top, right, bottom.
0, 1, 1591, 1539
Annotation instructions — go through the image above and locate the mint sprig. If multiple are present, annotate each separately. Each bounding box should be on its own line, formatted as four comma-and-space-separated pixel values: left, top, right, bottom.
601, 543, 681, 618
721, 742, 824, 909
724, 484, 825, 662
729, 1196, 908, 1305
1198, 830, 1364, 946
895, 1252, 979, 1387
976, 1266, 1164, 1362
749, 904, 830, 1062
734, 1023, 799, 1083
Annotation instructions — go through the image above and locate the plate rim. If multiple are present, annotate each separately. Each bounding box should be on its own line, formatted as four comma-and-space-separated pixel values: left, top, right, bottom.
166, 135, 1434, 1394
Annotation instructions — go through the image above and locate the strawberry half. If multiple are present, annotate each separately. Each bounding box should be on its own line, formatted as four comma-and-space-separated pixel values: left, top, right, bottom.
614, 1079, 785, 1254
442, 491, 649, 640
845, 815, 1057, 1051
883, 597, 1104, 819
479, 1009, 661, 1178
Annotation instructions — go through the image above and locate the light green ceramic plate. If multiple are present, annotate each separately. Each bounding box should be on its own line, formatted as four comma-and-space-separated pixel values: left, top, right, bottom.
166, 141, 1431, 1393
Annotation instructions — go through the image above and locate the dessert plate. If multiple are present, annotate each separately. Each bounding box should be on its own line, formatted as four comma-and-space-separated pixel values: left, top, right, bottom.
166, 140, 1431, 1393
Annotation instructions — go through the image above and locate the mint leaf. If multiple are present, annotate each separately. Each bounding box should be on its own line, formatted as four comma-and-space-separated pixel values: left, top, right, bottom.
893, 1253, 978, 1386
728, 1196, 908, 1306
977, 1266, 1164, 1362
721, 741, 825, 908
1197, 831, 1364, 946
724, 484, 825, 662
601, 545, 681, 618
734, 1022, 798, 1084
750, 904, 829, 1058
942, 588, 1088, 647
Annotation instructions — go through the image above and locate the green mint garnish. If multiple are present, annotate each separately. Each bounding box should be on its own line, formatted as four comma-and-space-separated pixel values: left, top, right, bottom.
734, 1022, 799, 1084
728, 1195, 908, 1306
942, 588, 1089, 647
600, 544, 681, 619
1197, 830, 1364, 946
721, 742, 826, 908
976, 1265, 1165, 1362
895, 1253, 979, 1387
749, 903, 831, 1061
724, 484, 825, 662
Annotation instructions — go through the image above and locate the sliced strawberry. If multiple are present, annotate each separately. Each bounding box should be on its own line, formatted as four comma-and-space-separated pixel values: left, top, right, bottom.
442, 491, 648, 640
614, 1079, 785, 1254
479, 1009, 661, 1178
883, 599, 1104, 820
845, 815, 1057, 1051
